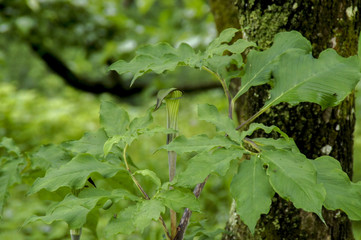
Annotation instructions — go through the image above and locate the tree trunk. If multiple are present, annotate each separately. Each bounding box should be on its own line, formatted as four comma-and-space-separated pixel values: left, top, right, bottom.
209, 0, 360, 239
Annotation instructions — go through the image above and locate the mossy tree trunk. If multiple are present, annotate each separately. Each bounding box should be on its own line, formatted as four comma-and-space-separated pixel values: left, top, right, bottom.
208, 0, 360, 239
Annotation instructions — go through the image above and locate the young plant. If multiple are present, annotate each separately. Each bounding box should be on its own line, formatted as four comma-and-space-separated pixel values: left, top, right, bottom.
17, 28, 361, 240
155, 88, 183, 238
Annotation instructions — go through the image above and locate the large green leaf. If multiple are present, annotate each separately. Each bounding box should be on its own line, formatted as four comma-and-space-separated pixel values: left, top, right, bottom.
109, 28, 255, 87
31, 144, 71, 170
239, 123, 289, 140
64, 129, 108, 157
175, 148, 243, 187
206, 38, 256, 57
312, 156, 361, 220
134, 169, 161, 189
26, 185, 140, 229
205, 28, 239, 55
109, 42, 197, 86
28, 153, 122, 194
203, 55, 243, 87
78, 188, 140, 202
133, 199, 165, 231
159, 134, 235, 154
0, 156, 23, 218
106, 199, 165, 237
252, 138, 300, 154
100, 101, 130, 137
25, 193, 105, 229
0, 137, 21, 156
230, 156, 275, 233
260, 148, 326, 220
198, 104, 241, 143
262, 49, 361, 110
233, 31, 312, 101
103, 109, 153, 156
156, 188, 201, 212
0, 138, 23, 217
106, 205, 137, 236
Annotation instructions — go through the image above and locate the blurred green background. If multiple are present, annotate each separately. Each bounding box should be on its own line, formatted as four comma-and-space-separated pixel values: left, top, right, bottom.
0, 0, 360, 239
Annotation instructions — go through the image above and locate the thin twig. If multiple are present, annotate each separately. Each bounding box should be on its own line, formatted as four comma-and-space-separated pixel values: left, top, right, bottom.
174, 176, 209, 240
123, 144, 172, 240
202, 66, 233, 119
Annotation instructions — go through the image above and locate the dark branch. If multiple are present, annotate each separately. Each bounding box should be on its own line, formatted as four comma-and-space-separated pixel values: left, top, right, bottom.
174, 176, 209, 240
29, 41, 143, 98
28, 40, 220, 98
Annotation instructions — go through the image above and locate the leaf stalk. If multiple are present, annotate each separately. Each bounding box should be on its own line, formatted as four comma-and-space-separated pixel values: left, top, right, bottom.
165, 90, 182, 239
122, 144, 171, 240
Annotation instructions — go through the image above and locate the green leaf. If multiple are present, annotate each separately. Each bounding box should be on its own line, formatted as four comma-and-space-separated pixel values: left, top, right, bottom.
134, 169, 161, 188
31, 144, 71, 169
239, 123, 289, 140
103, 108, 154, 156
106, 205, 137, 236
230, 156, 275, 233
176, 148, 243, 187
206, 37, 255, 56
252, 138, 300, 153
64, 129, 108, 157
103, 135, 123, 156
100, 101, 130, 137
203, 55, 243, 87
25, 193, 104, 229
0, 156, 23, 218
263, 49, 361, 110
28, 153, 122, 194
206, 28, 239, 54
233, 31, 312, 101
128, 108, 153, 134
312, 156, 361, 220
260, 149, 326, 220
106, 199, 165, 237
159, 134, 235, 154
156, 188, 201, 212
109, 42, 197, 86
0, 137, 21, 156
198, 104, 241, 143
155, 88, 178, 110
133, 199, 165, 231
78, 188, 140, 202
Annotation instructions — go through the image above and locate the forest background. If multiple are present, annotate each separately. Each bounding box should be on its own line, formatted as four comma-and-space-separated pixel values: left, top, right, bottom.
1, 0, 361, 239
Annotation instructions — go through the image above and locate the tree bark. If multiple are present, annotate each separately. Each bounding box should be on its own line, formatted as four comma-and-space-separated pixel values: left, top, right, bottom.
209, 0, 360, 239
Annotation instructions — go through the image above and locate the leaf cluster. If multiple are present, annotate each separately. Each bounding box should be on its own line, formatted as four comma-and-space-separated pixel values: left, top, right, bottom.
15, 28, 361, 238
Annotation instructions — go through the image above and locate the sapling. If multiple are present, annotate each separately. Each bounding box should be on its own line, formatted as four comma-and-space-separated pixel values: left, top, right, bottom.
155, 88, 183, 238
23, 28, 361, 240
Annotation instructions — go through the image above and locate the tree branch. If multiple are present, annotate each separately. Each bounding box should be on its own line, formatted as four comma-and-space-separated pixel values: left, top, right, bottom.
28, 40, 220, 98
174, 176, 209, 240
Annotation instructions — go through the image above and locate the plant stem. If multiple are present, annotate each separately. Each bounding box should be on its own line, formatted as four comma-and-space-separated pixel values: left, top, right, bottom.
122, 144, 172, 240
174, 69, 236, 239
174, 176, 209, 240
70, 189, 82, 240
235, 103, 271, 130
164, 90, 182, 239
202, 66, 233, 119
70, 229, 82, 240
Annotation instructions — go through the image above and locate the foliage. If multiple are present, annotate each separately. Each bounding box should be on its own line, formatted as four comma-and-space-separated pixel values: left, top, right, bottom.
1, 27, 361, 240
0, 0, 215, 91
0, 83, 99, 151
